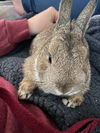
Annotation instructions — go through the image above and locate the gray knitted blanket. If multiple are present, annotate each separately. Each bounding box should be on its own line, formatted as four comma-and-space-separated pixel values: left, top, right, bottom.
0, 15, 100, 131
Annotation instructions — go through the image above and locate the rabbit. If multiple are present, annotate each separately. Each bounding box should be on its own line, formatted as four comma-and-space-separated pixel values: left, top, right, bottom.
18, 0, 97, 108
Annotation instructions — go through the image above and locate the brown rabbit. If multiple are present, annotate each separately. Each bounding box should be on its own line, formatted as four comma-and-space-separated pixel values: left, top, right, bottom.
18, 0, 97, 108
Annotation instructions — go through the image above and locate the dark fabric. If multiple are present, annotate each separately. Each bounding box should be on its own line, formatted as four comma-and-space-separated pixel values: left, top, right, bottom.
0, 39, 31, 88
0, 76, 100, 133
21, 0, 100, 19
0, 15, 100, 132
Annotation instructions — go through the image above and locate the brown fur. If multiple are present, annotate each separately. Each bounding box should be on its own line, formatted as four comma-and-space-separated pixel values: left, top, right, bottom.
18, 0, 97, 108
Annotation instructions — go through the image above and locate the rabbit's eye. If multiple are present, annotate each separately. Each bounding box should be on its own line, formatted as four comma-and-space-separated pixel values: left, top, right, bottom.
48, 53, 52, 64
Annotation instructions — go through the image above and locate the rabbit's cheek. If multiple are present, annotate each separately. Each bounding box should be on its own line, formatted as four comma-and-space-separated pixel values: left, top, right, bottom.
40, 62, 47, 71
39, 57, 48, 71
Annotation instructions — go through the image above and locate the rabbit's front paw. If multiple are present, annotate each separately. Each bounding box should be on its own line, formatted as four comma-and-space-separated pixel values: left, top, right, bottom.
18, 80, 34, 99
62, 93, 84, 108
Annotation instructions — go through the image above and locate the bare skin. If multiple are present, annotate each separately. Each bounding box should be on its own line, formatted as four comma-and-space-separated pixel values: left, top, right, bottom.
27, 7, 58, 35
12, 0, 59, 35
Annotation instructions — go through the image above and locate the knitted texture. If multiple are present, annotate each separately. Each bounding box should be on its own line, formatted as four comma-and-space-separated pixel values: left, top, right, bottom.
0, 16, 100, 131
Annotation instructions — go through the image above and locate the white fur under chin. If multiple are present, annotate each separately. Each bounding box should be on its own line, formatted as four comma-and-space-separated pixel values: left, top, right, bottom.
41, 86, 81, 96
54, 89, 80, 96
64, 89, 81, 96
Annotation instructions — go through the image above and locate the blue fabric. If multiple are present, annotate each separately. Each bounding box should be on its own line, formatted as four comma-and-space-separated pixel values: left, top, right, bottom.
22, 0, 36, 13
22, 0, 100, 19
71, 0, 100, 19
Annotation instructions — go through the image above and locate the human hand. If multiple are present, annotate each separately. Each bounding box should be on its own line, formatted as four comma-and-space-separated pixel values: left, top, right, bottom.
27, 7, 59, 35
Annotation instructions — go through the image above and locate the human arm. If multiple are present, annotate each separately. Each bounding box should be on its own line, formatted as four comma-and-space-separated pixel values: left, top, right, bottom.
27, 7, 58, 34
0, 7, 58, 56
0, 19, 31, 56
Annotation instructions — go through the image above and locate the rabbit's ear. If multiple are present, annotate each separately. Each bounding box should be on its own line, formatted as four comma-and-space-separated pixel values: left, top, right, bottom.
74, 0, 97, 35
56, 0, 72, 27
